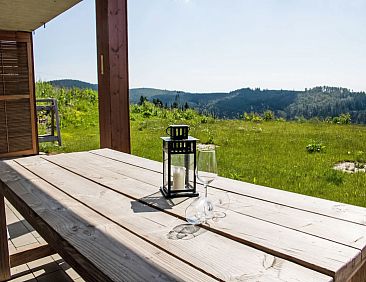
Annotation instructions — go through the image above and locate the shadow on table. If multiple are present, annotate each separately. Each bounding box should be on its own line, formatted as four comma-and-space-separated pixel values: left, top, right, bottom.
130, 192, 188, 213
167, 224, 207, 240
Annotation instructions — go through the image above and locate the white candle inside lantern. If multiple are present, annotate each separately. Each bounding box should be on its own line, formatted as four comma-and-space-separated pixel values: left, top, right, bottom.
172, 166, 186, 190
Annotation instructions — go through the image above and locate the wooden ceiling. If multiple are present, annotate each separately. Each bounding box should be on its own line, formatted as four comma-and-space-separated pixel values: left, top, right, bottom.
0, 0, 82, 32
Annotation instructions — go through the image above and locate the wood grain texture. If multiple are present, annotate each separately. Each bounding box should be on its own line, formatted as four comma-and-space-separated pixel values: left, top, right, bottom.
348, 258, 366, 282
0, 190, 10, 282
95, 0, 130, 153
47, 150, 366, 281
0, 161, 218, 282
92, 148, 366, 226
0, 1, 81, 32
10, 157, 332, 282
95, 0, 112, 150
0, 31, 38, 158
28, 32, 38, 155
0, 95, 29, 101
9, 243, 55, 268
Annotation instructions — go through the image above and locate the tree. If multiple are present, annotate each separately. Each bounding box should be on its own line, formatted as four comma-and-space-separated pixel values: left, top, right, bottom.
138, 95, 147, 105
152, 98, 163, 108
171, 101, 179, 109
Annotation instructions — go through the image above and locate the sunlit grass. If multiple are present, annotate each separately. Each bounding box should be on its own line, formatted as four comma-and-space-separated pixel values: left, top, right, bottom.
39, 104, 366, 208
131, 118, 366, 207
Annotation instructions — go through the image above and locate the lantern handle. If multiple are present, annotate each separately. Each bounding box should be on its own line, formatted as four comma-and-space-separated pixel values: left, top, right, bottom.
166, 127, 171, 136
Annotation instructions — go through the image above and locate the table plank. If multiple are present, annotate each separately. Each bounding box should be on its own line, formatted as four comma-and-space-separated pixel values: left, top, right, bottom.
0, 161, 216, 282
92, 148, 366, 226
22, 153, 360, 281
10, 156, 332, 282
90, 149, 366, 253
90, 149, 366, 254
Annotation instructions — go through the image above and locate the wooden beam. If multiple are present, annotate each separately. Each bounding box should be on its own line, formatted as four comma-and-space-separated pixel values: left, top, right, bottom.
95, 0, 130, 153
29, 31, 39, 156
1, 177, 113, 282
10, 244, 56, 268
0, 188, 10, 282
347, 258, 366, 282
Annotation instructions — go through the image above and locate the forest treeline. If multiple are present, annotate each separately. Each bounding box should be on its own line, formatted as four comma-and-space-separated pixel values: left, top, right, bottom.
131, 86, 366, 123
48, 80, 366, 124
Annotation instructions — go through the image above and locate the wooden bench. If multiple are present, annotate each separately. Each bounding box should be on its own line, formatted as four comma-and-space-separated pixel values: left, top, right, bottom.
1, 149, 366, 281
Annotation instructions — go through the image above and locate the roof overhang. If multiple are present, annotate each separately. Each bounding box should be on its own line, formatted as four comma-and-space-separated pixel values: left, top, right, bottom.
0, 0, 82, 32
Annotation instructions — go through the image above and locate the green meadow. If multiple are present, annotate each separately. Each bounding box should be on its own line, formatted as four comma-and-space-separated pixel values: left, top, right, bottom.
36, 83, 366, 208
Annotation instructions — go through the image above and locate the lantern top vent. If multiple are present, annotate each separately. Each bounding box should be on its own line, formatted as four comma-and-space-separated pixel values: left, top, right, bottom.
166, 124, 190, 140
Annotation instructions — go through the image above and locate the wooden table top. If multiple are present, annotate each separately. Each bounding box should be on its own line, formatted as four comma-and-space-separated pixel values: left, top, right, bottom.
1, 149, 366, 281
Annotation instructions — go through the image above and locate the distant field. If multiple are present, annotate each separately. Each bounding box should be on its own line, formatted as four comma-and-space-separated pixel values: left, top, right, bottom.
37, 83, 366, 208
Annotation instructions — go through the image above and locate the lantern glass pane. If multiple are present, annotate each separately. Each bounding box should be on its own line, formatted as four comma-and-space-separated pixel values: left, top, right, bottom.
163, 149, 169, 188
170, 153, 195, 190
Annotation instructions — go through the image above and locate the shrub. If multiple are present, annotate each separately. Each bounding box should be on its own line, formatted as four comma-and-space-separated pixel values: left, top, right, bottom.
332, 113, 351, 125
263, 110, 274, 121
251, 114, 263, 123
243, 112, 252, 121
243, 112, 263, 122
295, 116, 307, 123
306, 140, 326, 153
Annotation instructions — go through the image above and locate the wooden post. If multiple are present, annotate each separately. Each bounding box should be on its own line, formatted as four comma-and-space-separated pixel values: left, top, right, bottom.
95, 0, 131, 153
0, 187, 10, 281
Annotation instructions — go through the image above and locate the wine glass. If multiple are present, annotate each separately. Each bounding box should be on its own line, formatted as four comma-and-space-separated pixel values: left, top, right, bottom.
186, 144, 217, 224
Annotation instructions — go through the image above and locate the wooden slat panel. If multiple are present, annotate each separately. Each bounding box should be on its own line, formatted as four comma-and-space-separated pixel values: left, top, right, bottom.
0, 31, 37, 157
6, 99, 33, 152
1, 41, 29, 97
0, 161, 229, 282
0, 95, 29, 101
43, 151, 364, 281
6, 158, 332, 282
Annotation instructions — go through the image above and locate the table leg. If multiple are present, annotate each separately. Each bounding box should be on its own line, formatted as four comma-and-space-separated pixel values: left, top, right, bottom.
0, 188, 10, 281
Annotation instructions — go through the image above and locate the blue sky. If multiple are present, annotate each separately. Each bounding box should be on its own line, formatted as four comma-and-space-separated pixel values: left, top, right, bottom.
34, 0, 366, 92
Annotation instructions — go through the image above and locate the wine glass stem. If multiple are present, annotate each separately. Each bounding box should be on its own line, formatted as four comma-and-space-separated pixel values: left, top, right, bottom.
204, 184, 208, 198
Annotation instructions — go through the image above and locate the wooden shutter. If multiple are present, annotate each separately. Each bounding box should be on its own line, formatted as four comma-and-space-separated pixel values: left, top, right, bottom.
0, 31, 38, 158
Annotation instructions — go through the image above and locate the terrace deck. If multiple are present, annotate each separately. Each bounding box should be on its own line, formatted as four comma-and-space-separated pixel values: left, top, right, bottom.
1, 149, 366, 281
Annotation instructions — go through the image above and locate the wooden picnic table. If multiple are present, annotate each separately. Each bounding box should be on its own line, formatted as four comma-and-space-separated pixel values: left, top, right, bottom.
1, 149, 366, 281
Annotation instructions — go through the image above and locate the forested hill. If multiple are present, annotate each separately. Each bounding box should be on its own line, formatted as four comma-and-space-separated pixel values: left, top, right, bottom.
47, 80, 366, 123
131, 86, 366, 123
49, 79, 98, 91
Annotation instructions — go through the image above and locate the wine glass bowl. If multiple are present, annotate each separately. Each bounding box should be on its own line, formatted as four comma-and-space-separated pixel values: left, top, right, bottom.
185, 144, 217, 224
185, 197, 214, 225
196, 144, 218, 187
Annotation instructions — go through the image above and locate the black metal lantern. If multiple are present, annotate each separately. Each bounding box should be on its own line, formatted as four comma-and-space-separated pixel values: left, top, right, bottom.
161, 125, 199, 198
